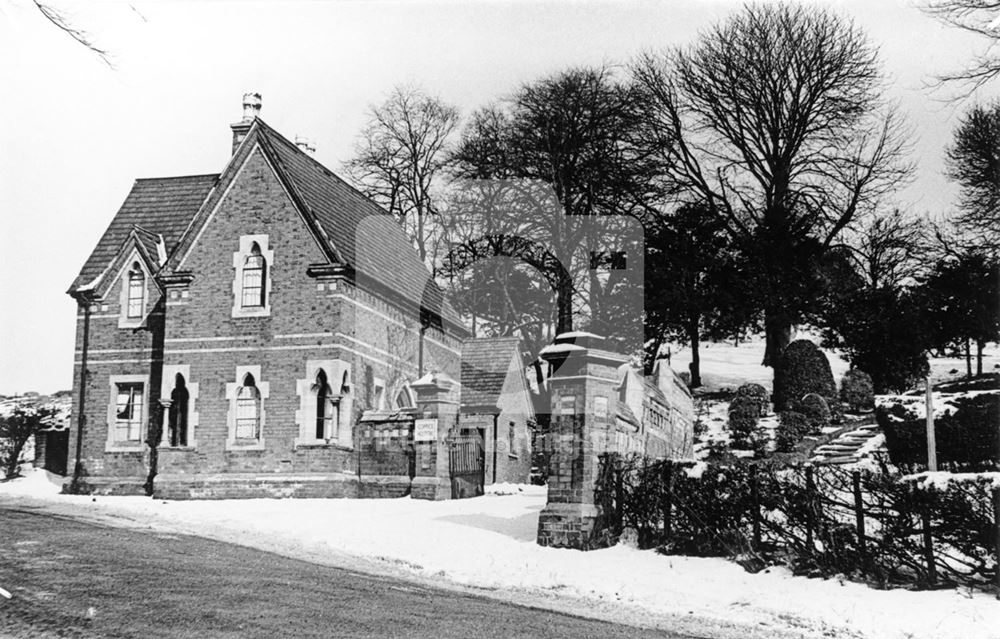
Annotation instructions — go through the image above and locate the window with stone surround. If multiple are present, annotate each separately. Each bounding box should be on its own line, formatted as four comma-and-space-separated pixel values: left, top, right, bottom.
226, 366, 268, 450
236, 375, 261, 439
160, 365, 199, 449
232, 235, 273, 318
126, 263, 145, 318
295, 360, 352, 448
118, 257, 150, 328
394, 384, 415, 410
167, 373, 190, 447
106, 374, 148, 451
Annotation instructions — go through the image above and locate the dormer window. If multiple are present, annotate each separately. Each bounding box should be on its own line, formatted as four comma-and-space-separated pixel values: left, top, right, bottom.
126, 263, 145, 318
241, 243, 266, 308
119, 256, 149, 328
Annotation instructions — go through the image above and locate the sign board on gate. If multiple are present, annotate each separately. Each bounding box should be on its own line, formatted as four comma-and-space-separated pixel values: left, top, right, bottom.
414, 418, 438, 442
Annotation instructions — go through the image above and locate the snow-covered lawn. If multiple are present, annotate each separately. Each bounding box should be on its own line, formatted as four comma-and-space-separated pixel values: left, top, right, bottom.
1, 470, 997, 639
669, 334, 999, 395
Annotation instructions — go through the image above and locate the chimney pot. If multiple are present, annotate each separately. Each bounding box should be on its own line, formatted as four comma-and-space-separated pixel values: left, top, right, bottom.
231, 92, 261, 155
242, 92, 262, 122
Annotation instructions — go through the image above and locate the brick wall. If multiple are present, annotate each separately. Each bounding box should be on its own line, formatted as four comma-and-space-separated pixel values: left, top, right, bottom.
68, 144, 463, 499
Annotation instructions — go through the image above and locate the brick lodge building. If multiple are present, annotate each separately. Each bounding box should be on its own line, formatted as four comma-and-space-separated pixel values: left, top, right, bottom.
63, 94, 693, 501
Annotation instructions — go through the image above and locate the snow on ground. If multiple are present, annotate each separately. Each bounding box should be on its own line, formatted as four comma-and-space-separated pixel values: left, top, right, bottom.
904, 471, 1000, 490
669, 332, 850, 394
876, 388, 999, 421
669, 334, 999, 395
1, 469, 997, 639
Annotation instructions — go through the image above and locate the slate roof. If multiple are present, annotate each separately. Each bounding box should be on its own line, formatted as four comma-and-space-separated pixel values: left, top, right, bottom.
68, 117, 464, 333
253, 120, 457, 326
460, 337, 523, 408
68, 174, 218, 292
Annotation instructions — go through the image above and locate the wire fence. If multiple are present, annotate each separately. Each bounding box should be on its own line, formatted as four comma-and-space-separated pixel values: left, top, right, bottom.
594, 453, 1000, 593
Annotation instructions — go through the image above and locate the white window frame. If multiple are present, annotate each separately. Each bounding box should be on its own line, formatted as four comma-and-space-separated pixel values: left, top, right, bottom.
232, 234, 273, 318
225, 365, 269, 451
294, 359, 353, 448
118, 253, 150, 329
106, 374, 148, 452
159, 364, 199, 449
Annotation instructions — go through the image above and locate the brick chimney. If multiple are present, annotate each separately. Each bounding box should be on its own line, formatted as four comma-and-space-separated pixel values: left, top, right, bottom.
230, 92, 262, 154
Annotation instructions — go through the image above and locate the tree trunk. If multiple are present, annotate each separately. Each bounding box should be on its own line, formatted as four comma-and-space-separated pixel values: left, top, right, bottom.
4, 436, 28, 479
688, 315, 702, 388
977, 340, 984, 376
556, 272, 573, 335
965, 338, 972, 378
762, 311, 795, 368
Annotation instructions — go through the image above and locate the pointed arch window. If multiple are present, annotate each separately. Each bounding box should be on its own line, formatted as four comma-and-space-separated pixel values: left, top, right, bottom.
241, 243, 266, 308
235, 373, 261, 440
126, 262, 145, 318
168, 373, 190, 447
314, 369, 338, 440
394, 384, 415, 410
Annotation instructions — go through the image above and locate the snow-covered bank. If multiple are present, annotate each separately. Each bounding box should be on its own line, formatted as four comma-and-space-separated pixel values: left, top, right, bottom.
2, 469, 996, 639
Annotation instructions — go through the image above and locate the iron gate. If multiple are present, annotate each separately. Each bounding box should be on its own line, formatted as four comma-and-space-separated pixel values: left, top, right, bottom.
449, 429, 485, 499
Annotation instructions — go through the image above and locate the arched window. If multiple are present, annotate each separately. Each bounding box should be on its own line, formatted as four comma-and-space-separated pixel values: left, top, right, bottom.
126, 263, 145, 318
241, 242, 266, 308
394, 384, 415, 409
314, 369, 337, 440
235, 373, 261, 439
168, 373, 189, 447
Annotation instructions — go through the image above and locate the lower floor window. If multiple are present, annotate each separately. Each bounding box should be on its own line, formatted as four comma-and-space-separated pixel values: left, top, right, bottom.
114, 382, 144, 442
235, 374, 261, 439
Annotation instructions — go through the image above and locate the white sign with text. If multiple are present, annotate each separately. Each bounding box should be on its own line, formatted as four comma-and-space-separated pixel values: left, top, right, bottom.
414, 418, 438, 442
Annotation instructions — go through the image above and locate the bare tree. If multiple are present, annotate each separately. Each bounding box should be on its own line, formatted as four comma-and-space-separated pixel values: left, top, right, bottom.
632, 3, 912, 366
923, 0, 1000, 94
945, 101, 1000, 245
345, 86, 460, 267
449, 67, 655, 342
840, 209, 929, 290
30, 1, 113, 67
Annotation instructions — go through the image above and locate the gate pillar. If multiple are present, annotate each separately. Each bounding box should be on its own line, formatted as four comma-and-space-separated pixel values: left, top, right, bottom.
410, 371, 459, 500
536, 333, 627, 549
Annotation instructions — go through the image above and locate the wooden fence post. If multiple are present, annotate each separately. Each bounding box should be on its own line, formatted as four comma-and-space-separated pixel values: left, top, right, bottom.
805, 465, 815, 555
852, 470, 866, 567
993, 486, 1000, 600
926, 376, 937, 472
921, 507, 937, 586
614, 458, 624, 535
750, 464, 762, 551
661, 460, 673, 545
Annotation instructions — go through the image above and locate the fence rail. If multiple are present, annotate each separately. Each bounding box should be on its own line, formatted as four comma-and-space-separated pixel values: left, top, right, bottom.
595, 454, 1000, 593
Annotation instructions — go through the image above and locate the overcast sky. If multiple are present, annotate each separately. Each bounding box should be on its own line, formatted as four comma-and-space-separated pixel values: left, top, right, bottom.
0, 0, 991, 394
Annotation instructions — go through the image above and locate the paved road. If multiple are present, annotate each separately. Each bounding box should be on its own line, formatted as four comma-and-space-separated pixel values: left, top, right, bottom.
0, 506, 691, 639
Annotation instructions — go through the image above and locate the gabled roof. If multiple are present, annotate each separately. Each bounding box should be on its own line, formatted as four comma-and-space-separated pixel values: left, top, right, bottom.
460, 337, 524, 409
164, 118, 464, 332
252, 120, 459, 328
68, 174, 218, 294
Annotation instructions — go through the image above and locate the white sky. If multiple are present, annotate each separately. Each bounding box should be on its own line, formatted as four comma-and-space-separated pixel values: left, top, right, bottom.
0, 0, 991, 394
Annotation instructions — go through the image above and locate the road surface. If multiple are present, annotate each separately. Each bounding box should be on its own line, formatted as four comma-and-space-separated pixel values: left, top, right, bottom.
0, 505, 694, 639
